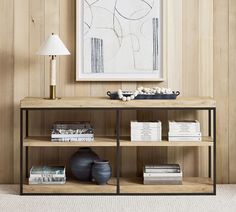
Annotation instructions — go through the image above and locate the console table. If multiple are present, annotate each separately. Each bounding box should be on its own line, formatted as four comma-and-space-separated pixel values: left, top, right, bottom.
20, 97, 216, 195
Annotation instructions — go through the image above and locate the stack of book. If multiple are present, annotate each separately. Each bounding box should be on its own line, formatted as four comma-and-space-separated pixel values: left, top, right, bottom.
143, 164, 182, 185
29, 166, 66, 185
168, 120, 201, 141
131, 121, 162, 142
51, 122, 94, 142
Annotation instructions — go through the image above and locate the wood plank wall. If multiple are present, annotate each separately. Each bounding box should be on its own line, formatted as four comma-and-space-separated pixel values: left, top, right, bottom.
0, 0, 235, 183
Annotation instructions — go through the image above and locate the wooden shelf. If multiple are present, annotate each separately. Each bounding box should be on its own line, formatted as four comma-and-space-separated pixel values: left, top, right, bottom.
23, 178, 117, 194
120, 137, 213, 147
24, 136, 213, 147
21, 97, 216, 109
120, 177, 213, 194
24, 136, 116, 147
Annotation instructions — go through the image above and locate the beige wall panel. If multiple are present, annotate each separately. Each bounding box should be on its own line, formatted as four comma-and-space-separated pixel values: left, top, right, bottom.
182, 0, 199, 177
229, 0, 236, 183
198, 0, 214, 177
13, 0, 30, 183
0, 0, 14, 183
166, 0, 184, 171
214, 0, 229, 183
28, 0, 45, 170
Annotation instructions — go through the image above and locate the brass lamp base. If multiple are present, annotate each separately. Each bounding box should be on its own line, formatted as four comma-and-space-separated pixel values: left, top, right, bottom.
50, 85, 56, 100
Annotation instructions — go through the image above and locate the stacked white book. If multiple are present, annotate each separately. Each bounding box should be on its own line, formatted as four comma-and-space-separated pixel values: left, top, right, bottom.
168, 120, 201, 142
143, 164, 182, 185
51, 122, 94, 142
29, 166, 66, 185
131, 121, 162, 142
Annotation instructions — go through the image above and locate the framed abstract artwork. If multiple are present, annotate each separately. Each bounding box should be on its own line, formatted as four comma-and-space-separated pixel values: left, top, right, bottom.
76, 0, 163, 81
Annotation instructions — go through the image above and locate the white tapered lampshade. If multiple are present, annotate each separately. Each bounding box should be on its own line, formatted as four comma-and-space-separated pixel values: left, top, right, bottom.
37, 34, 70, 56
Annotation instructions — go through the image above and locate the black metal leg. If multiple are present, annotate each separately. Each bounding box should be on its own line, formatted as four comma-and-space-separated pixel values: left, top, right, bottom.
213, 108, 216, 195
208, 110, 212, 178
20, 109, 23, 195
26, 110, 29, 178
116, 110, 120, 194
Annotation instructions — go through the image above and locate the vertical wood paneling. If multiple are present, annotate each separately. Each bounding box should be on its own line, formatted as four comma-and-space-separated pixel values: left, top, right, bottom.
0, 0, 14, 183
42, 0, 60, 166
198, 0, 213, 177
0, 0, 233, 183
166, 0, 184, 170
214, 0, 229, 183
28, 0, 45, 171
13, 0, 29, 183
229, 0, 236, 183
182, 0, 200, 177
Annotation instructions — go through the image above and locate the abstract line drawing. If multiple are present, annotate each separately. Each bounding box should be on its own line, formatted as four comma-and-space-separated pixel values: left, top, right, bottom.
77, 0, 162, 80
153, 18, 158, 70
91, 38, 104, 73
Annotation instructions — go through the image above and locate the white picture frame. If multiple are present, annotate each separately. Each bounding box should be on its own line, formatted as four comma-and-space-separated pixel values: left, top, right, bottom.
76, 0, 164, 81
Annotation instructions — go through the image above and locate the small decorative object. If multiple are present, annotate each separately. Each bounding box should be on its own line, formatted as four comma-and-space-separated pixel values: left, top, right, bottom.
92, 160, 112, 185
37, 33, 70, 99
70, 147, 99, 181
107, 87, 180, 101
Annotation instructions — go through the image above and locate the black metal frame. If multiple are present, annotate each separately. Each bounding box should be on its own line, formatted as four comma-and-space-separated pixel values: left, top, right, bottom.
20, 107, 216, 196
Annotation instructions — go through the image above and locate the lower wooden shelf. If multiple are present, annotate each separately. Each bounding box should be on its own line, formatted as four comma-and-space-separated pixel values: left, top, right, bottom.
23, 178, 117, 194
119, 177, 213, 194
23, 177, 213, 194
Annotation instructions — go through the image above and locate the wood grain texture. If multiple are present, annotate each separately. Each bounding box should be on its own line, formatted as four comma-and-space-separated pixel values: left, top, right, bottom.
120, 177, 213, 194
13, 0, 30, 183
0, 0, 14, 183
214, 0, 229, 183
229, 0, 236, 183
198, 0, 214, 178
23, 178, 117, 194
20, 97, 216, 109
0, 0, 234, 183
23, 136, 213, 147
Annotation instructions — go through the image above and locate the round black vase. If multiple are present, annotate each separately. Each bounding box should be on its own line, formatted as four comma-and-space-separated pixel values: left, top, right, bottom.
70, 147, 99, 181
92, 160, 112, 185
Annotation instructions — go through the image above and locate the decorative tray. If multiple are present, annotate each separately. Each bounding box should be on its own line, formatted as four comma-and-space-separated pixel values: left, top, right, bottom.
107, 91, 180, 100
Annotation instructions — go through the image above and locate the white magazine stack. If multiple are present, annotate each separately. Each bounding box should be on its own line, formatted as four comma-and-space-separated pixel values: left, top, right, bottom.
51, 122, 94, 142
29, 166, 66, 185
143, 164, 182, 185
168, 120, 201, 141
131, 121, 162, 142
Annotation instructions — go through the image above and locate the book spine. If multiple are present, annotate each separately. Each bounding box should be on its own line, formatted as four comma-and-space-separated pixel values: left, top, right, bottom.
51, 137, 94, 142
131, 122, 161, 128
144, 164, 180, 169
143, 180, 182, 185
51, 134, 94, 138
168, 132, 201, 137
144, 169, 180, 173
29, 174, 65, 178
143, 172, 182, 177
168, 137, 201, 141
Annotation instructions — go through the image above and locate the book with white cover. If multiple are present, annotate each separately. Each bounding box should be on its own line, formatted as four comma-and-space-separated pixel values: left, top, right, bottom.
144, 180, 182, 185
145, 164, 180, 169
131, 121, 162, 129
169, 120, 200, 133
143, 171, 182, 178
144, 168, 180, 173
51, 134, 94, 139
168, 132, 202, 137
168, 136, 201, 141
131, 135, 162, 142
51, 137, 94, 142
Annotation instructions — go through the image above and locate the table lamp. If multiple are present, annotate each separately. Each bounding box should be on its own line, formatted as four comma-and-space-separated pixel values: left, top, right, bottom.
37, 33, 70, 99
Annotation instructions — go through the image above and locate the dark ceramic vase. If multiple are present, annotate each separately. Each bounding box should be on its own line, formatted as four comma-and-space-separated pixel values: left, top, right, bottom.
70, 147, 99, 181
92, 160, 112, 185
